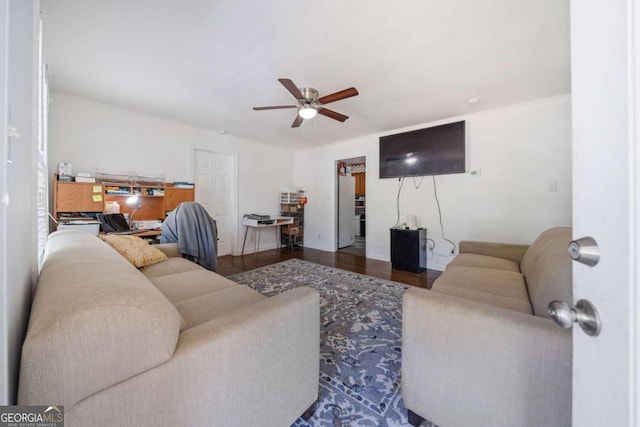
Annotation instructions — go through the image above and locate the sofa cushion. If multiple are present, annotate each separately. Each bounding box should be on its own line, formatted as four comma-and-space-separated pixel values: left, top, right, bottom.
446, 253, 521, 273
150, 270, 238, 303
19, 230, 182, 410
432, 266, 532, 314
434, 285, 533, 314
175, 286, 266, 329
520, 227, 572, 318
99, 234, 168, 267
140, 256, 205, 278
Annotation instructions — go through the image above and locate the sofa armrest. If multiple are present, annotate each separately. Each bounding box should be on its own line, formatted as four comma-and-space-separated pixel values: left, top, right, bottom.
66, 286, 320, 427
153, 243, 181, 258
458, 240, 530, 263
402, 288, 571, 427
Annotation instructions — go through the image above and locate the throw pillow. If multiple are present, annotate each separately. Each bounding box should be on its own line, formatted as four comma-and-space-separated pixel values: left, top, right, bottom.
99, 234, 168, 268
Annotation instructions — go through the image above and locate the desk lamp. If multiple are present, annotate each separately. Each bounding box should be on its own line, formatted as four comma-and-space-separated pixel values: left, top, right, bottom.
126, 195, 142, 230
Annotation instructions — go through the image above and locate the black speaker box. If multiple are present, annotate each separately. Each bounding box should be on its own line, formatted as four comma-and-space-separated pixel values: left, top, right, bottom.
390, 228, 426, 273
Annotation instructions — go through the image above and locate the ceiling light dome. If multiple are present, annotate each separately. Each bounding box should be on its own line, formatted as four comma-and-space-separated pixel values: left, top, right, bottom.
298, 105, 317, 119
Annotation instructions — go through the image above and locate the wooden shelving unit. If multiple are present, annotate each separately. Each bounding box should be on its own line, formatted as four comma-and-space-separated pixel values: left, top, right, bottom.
102, 182, 166, 222
54, 180, 104, 214
280, 192, 305, 249
52, 174, 195, 231
165, 184, 196, 214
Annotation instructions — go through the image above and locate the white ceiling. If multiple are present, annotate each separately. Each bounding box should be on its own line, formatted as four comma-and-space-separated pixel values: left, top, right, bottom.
42, 0, 570, 149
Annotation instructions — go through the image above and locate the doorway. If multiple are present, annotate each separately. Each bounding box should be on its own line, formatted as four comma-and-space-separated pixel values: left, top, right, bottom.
335, 156, 366, 256
193, 148, 238, 256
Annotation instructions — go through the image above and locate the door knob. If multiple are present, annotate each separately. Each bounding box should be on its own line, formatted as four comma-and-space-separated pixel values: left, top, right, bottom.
568, 236, 600, 266
548, 299, 602, 337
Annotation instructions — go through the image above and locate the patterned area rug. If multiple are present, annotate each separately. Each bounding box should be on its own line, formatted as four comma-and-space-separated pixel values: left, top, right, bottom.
227, 259, 436, 427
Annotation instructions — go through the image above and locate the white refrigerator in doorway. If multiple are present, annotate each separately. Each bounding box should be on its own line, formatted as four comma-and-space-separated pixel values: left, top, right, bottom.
338, 175, 355, 248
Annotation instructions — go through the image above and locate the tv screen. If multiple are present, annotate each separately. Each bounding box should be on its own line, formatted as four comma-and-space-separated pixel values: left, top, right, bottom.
379, 121, 465, 178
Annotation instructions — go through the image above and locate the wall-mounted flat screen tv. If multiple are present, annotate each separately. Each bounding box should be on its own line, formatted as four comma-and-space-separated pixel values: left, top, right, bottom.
379, 121, 465, 178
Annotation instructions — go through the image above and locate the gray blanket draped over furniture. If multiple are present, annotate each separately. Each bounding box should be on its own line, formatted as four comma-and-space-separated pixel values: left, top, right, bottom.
161, 201, 218, 271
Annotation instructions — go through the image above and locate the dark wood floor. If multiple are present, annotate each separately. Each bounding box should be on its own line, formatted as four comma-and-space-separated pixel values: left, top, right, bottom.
216, 247, 441, 289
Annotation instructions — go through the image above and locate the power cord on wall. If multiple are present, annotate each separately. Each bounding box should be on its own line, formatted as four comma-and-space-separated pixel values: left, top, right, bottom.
392, 175, 454, 257
412, 176, 425, 189
432, 176, 456, 255
426, 237, 436, 260
393, 177, 405, 228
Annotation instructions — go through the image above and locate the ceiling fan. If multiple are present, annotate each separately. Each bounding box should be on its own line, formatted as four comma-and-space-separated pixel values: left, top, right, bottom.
253, 78, 359, 128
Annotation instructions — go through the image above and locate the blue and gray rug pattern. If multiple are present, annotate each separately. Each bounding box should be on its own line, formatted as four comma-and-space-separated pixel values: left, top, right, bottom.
228, 259, 436, 427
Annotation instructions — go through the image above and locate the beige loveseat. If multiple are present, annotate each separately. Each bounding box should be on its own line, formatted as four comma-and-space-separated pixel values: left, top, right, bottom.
402, 227, 572, 427
19, 230, 319, 426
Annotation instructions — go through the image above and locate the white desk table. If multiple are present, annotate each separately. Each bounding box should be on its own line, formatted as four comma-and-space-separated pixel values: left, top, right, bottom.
241, 216, 294, 255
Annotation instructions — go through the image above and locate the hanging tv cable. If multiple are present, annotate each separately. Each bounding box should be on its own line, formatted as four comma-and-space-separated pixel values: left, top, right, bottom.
432, 176, 456, 255
412, 176, 425, 189
393, 177, 405, 228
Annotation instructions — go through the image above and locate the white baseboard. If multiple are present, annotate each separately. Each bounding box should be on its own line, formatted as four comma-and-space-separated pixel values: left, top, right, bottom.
303, 242, 335, 252
365, 252, 389, 262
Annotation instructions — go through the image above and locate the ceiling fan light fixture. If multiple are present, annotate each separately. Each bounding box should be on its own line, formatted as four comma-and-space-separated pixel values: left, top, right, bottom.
254, 79, 358, 127
298, 105, 317, 119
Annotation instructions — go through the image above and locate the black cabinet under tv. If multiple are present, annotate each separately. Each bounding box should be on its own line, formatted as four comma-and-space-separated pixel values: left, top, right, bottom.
390, 228, 427, 273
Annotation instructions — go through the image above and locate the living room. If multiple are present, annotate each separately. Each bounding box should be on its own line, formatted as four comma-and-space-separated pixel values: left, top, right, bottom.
51, 89, 572, 270
2, 0, 638, 426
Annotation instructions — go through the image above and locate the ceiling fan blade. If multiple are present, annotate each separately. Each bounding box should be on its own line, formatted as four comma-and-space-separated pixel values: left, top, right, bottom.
318, 107, 348, 122
318, 87, 359, 104
291, 114, 304, 128
253, 105, 297, 111
278, 78, 304, 100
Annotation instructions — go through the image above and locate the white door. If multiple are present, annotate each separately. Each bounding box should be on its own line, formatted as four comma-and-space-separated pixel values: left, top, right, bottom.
337, 175, 355, 248
570, 1, 638, 425
193, 149, 237, 257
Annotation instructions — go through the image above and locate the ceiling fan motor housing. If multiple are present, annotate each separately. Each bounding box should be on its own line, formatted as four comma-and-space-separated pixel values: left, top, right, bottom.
300, 87, 319, 103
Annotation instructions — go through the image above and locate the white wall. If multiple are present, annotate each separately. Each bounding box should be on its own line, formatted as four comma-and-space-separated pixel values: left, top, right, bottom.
1, 0, 39, 405
49, 92, 294, 254
48, 92, 572, 268
294, 95, 572, 270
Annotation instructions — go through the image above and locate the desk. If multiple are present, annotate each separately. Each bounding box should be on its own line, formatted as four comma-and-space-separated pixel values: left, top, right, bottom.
132, 229, 162, 244
102, 229, 161, 237
131, 229, 162, 237
241, 217, 293, 255
102, 229, 162, 244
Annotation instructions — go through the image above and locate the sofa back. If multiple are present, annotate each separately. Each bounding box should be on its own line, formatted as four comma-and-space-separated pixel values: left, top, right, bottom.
520, 227, 573, 318
19, 230, 182, 410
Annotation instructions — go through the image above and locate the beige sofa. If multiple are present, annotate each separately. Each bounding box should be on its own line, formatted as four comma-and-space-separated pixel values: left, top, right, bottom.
19, 230, 319, 427
402, 227, 572, 427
